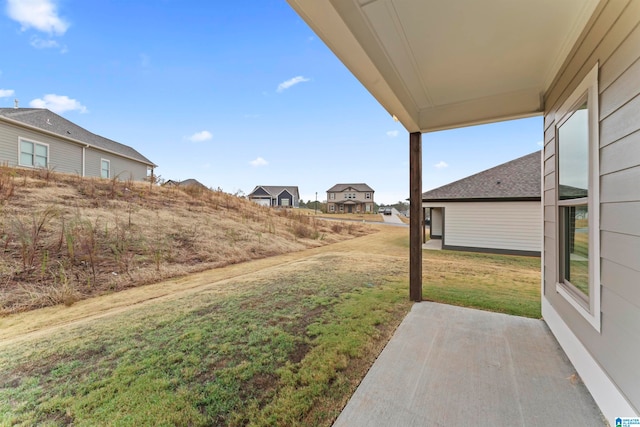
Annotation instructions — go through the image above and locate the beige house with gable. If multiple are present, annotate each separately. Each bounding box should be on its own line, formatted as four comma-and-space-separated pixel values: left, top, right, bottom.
327, 183, 374, 214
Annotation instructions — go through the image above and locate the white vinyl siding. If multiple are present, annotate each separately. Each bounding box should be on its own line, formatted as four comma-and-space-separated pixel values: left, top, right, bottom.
425, 201, 541, 253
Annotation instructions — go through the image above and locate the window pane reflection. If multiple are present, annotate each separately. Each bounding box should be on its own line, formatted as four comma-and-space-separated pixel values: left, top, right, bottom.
562, 205, 589, 297
558, 100, 589, 200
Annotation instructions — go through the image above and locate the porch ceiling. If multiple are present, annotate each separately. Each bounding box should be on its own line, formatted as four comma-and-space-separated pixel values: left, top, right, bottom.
287, 0, 600, 132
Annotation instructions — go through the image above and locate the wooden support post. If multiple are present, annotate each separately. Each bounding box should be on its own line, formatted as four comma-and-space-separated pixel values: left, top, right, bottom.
410, 132, 423, 302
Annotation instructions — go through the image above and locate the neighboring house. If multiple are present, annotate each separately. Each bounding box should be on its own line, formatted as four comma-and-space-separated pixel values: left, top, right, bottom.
163, 179, 208, 189
289, 0, 640, 422
247, 186, 299, 207
326, 183, 374, 214
0, 108, 155, 180
422, 151, 541, 256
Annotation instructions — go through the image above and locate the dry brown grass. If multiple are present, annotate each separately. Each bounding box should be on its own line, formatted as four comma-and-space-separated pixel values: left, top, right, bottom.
0, 167, 371, 314
313, 212, 384, 222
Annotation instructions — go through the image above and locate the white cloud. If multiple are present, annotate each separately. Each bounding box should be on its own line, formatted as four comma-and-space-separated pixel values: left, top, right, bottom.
250, 157, 268, 167
0, 89, 15, 98
7, 0, 69, 35
30, 36, 58, 48
434, 161, 448, 169
536, 140, 544, 147
386, 130, 399, 138
29, 94, 87, 114
188, 130, 213, 142
277, 76, 310, 93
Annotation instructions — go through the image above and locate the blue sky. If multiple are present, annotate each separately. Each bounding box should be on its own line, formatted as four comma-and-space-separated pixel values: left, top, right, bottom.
1, 0, 543, 204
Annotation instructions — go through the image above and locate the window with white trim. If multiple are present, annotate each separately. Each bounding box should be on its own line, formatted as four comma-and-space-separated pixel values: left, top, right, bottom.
365, 192, 371, 199
329, 205, 335, 212
330, 193, 335, 200
19, 139, 48, 168
555, 64, 600, 332
101, 159, 110, 179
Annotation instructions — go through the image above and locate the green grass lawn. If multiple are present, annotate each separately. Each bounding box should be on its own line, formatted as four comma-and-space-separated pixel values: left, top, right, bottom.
0, 252, 411, 426
0, 226, 542, 426
422, 249, 541, 319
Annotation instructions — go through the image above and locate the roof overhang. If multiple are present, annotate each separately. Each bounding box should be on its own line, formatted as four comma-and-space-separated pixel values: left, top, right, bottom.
287, 0, 600, 132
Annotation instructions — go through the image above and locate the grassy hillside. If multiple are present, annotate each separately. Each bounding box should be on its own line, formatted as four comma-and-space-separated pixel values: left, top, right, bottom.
0, 166, 370, 314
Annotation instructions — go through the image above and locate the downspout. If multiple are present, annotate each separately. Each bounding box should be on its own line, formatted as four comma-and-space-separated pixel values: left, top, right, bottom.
82, 145, 89, 177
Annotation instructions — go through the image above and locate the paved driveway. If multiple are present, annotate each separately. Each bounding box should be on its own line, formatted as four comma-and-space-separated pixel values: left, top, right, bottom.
381, 208, 406, 225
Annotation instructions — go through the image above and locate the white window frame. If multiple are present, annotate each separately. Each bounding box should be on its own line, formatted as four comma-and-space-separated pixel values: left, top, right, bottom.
329, 204, 335, 212
101, 159, 111, 179
18, 138, 49, 168
365, 192, 371, 199
330, 193, 335, 200
554, 63, 600, 332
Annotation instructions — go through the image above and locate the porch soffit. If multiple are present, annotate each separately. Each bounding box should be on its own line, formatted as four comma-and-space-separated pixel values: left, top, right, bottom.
287, 0, 599, 132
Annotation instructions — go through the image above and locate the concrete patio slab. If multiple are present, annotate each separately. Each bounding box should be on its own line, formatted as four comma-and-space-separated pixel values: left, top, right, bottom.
334, 302, 605, 427
422, 239, 442, 251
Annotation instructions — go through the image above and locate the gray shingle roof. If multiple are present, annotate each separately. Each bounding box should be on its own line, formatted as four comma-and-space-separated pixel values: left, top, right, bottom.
422, 151, 541, 201
327, 183, 374, 192
248, 186, 299, 198
0, 108, 155, 166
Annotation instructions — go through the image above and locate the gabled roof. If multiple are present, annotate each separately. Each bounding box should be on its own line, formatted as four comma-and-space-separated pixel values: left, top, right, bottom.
0, 108, 155, 166
327, 183, 374, 193
422, 151, 541, 201
248, 186, 300, 198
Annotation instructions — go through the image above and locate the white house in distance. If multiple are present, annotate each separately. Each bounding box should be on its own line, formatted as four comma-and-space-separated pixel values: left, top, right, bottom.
288, 0, 640, 423
247, 185, 300, 208
0, 108, 155, 180
423, 151, 541, 256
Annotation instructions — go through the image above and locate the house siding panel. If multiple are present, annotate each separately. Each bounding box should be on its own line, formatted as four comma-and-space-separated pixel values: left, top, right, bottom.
0, 121, 82, 174
85, 147, 148, 181
600, 130, 640, 174
600, 92, 640, 146
84, 148, 101, 177
600, 17, 640, 90
543, 0, 640, 416
601, 201, 640, 236
426, 201, 540, 253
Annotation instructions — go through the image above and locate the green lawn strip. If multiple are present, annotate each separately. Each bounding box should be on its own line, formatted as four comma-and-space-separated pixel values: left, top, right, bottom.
423, 250, 541, 318
0, 253, 410, 426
